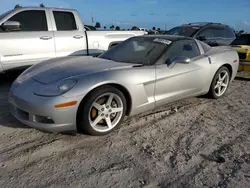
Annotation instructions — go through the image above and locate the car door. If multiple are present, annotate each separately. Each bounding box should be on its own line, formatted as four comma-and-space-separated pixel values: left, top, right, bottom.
0, 9, 55, 71
155, 39, 209, 107
51, 10, 88, 57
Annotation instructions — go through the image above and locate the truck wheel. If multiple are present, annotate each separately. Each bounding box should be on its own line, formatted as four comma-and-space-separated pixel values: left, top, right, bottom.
77, 85, 127, 136
208, 66, 230, 99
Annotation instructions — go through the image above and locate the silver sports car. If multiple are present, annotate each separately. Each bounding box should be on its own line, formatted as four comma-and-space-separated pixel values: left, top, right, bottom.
9, 35, 239, 135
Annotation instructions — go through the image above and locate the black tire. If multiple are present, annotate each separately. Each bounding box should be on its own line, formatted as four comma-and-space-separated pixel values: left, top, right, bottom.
208, 66, 230, 99
77, 85, 127, 136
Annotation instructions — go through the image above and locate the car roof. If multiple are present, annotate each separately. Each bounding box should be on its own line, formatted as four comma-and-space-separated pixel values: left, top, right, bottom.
11, 6, 77, 12
181, 22, 230, 28
135, 34, 194, 41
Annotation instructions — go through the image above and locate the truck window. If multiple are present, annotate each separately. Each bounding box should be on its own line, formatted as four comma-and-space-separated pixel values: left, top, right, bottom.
7, 10, 48, 31
53, 11, 77, 31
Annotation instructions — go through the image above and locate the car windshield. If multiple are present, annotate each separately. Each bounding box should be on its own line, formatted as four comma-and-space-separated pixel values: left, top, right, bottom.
231, 35, 250, 45
167, 26, 200, 37
98, 37, 170, 65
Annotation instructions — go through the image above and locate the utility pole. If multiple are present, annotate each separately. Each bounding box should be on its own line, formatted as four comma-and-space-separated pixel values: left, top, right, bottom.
91, 12, 94, 26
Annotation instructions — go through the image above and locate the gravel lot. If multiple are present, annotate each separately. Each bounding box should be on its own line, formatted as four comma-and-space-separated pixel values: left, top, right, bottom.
0, 71, 250, 188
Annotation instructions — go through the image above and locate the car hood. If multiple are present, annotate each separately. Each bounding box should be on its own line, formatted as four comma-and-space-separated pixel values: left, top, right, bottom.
20, 56, 138, 84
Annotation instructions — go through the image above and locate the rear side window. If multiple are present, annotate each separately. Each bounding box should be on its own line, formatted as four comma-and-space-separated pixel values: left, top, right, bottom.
197, 28, 214, 38
223, 27, 235, 38
212, 27, 235, 38
53, 11, 77, 31
8, 10, 48, 31
198, 27, 235, 39
213, 28, 225, 38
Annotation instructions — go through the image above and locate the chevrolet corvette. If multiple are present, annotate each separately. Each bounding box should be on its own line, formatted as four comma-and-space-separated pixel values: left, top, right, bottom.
9, 35, 239, 135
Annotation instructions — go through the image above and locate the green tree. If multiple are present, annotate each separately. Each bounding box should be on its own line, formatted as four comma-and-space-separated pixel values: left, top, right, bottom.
95, 22, 101, 28
131, 26, 139, 30
40, 3, 45, 7
110, 25, 115, 30
115, 26, 120, 30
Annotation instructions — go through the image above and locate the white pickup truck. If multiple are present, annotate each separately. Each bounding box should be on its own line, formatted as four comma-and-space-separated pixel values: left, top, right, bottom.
0, 7, 145, 72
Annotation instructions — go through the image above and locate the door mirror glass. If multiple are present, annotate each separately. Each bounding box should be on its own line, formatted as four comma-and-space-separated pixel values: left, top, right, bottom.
167, 56, 191, 68
1, 21, 21, 31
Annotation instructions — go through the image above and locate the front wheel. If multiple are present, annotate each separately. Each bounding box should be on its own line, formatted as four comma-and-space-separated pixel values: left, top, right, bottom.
208, 66, 230, 99
77, 85, 127, 136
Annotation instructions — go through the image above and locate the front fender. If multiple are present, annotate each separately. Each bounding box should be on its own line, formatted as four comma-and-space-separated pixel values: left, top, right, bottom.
62, 68, 155, 116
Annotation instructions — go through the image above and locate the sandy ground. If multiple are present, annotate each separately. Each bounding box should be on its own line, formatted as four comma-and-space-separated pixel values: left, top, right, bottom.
0, 71, 250, 188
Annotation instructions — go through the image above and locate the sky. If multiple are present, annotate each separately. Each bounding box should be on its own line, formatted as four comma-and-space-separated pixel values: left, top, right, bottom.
1, 0, 250, 31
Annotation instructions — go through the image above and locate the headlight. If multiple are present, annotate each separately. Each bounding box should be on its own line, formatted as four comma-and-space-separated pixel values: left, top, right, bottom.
34, 79, 77, 97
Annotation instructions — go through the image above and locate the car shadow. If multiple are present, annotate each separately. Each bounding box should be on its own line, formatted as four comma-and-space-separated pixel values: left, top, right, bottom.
0, 114, 30, 129
234, 76, 250, 81
0, 69, 31, 129
0, 69, 24, 88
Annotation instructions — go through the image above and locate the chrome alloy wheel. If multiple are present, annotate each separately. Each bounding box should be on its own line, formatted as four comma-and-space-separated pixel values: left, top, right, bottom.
88, 92, 124, 132
214, 70, 229, 97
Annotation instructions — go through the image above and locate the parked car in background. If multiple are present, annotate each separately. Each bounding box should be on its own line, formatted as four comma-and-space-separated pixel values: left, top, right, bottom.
9, 35, 239, 136
167, 22, 236, 47
84, 24, 96, 31
0, 7, 145, 73
139, 28, 149, 33
230, 33, 250, 72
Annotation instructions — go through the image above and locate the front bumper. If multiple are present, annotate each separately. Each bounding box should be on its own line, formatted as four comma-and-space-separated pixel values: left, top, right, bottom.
10, 105, 75, 132
9, 79, 82, 133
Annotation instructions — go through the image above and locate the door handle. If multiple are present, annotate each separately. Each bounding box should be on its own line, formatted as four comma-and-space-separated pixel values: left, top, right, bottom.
73, 35, 83, 39
40, 36, 52, 40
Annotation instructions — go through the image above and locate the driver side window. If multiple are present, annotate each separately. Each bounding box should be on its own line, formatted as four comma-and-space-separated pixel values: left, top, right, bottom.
165, 40, 200, 65
2, 10, 48, 32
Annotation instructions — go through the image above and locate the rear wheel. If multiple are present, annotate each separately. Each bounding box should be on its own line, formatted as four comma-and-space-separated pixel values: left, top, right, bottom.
77, 85, 127, 136
208, 66, 230, 99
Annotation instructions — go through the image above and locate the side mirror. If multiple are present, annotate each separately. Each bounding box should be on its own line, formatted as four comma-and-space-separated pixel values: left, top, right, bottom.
167, 56, 191, 68
197, 36, 206, 41
1, 21, 21, 31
